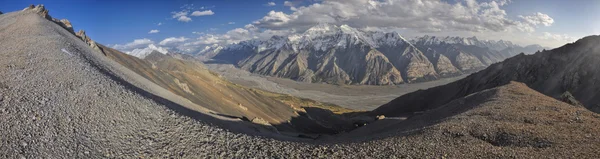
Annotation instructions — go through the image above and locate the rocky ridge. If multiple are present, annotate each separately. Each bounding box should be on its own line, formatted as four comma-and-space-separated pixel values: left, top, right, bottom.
374, 35, 600, 117
212, 24, 439, 85
211, 24, 544, 85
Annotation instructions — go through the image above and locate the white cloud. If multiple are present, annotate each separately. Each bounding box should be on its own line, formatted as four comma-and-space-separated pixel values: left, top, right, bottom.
148, 30, 160, 34
283, 1, 294, 7
518, 12, 554, 27
540, 32, 576, 42
111, 38, 154, 51
159, 37, 189, 45
177, 16, 192, 22
157, 22, 162, 26
131, 0, 566, 54
228, 22, 235, 25
252, 0, 551, 34
171, 11, 188, 19
171, 10, 192, 22
191, 10, 215, 16
266, 2, 276, 6
192, 34, 223, 45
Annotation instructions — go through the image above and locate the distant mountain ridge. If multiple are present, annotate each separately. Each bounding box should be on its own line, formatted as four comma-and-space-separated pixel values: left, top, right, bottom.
374, 35, 600, 117
205, 24, 547, 85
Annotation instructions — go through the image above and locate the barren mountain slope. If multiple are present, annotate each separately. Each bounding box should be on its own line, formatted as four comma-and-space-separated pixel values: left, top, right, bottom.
96, 43, 364, 134
374, 36, 600, 116
98, 45, 297, 125
340, 82, 600, 158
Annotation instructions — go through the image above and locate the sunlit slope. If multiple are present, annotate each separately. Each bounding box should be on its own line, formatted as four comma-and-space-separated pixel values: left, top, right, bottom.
98, 45, 298, 124
97, 44, 363, 134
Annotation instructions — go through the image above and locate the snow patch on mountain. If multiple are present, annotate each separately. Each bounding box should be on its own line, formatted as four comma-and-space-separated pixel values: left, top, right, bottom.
126, 44, 169, 59
221, 23, 416, 53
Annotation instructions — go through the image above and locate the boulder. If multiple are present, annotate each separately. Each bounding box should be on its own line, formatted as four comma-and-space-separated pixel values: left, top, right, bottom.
560, 91, 582, 106
75, 30, 102, 53
251, 117, 271, 126
250, 117, 279, 133
59, 19, 75, 34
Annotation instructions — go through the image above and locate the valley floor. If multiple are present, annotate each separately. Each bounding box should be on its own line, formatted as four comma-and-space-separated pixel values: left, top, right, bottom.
206, 63, 467, 110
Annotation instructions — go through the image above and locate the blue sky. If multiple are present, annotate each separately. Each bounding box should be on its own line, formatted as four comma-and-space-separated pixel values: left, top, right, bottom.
1, 0, 599, 53
0, 0, 293, 45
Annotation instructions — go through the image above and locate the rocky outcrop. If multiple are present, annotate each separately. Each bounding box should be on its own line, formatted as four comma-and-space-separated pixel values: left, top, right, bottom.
75, 30, 101, 52
24, 4, 52, 20
58, 19, 74, 33
23, 4, 76, 35
560, 91, 582, 106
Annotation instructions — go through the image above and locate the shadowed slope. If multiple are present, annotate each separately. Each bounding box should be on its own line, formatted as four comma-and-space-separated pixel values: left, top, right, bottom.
343, 82, 600, 158
373, 36, 600, 117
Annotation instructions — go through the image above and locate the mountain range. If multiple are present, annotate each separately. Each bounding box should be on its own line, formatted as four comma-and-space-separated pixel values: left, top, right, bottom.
201, 24, 548, 85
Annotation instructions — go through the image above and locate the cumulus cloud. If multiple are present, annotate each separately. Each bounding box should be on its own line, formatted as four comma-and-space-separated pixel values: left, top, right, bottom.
519, 12, 554, 26
173, 25, 301, 54
191, 10, 215, 16
111, 38, 154, 51
266, 2, 276, 6
148, 30, 160, 34
177, 16, 192, 22
171, 10, 193, 22
159, 37, 189, 46
252, 0, 550, 33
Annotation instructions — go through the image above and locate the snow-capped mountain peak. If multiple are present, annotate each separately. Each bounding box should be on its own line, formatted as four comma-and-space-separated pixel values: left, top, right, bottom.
304, 23, 340, 37
223, 24, 418, 52
199, 44, 223, 55
126, 44, 169, 59
411, 35, 521, 51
